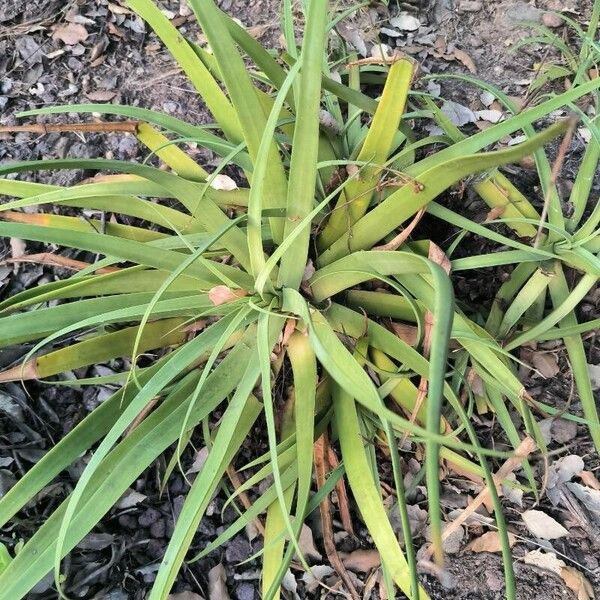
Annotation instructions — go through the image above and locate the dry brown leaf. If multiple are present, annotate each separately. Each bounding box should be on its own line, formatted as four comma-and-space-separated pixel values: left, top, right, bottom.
465, 530, 516, 553
523, 549, 564, 574
52, 23, 88, 45
208, 286, 248, 306
579, 470, 600, 491
341, 549, 381, 573
561, 566, 595, 600
108, 1, 132, 15
389, 322, 418, 347
532, 352, 560, 377
453, 48, 477, 73
522, 510, 568, 540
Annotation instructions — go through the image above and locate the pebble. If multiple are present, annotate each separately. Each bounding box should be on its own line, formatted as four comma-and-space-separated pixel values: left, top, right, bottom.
150, 518, 166, 539
542, 12, 563, 28
225, 536, 251, 564
459, 0, 483, 12
138, 507, 161, 528
235, 582, 255, 600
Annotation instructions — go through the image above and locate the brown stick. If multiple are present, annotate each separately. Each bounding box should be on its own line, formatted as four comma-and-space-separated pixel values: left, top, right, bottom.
421, 436, 537, 561
2, 253, 119, 274
0, 121, 140, 135
314, 433, 360, 600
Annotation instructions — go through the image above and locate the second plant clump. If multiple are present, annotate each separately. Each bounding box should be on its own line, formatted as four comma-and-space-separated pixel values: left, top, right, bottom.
0, 1, 599, 599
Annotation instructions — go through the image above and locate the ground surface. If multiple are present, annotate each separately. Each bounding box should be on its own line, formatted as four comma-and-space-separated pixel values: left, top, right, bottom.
0, 0, 599, 599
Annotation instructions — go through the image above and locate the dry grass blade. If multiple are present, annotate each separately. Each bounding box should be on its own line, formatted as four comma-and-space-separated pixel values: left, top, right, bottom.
314, 433, 360, 600
0, 121, 140, 134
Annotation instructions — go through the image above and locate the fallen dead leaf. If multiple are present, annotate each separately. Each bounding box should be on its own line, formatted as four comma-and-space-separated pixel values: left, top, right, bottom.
453, 48, 477, 73
566, 482, 600, 515
561, 565, 595, 600
52, 23, 88, 45
341, 549, 381, 573
116, 489, 147, 509
389, 13, 421, 31
579, 471, 600, 491
465, 530, 516, 553
186, 446, 208, 475
207, 563, 230, 600
522, 510, 568, 540
297, 524, 322, 562
548, 455, 585, 490
532, 352, 560, 377
523, 549, 564, 574
209, 174, 238, 191
208, 286, 248, 306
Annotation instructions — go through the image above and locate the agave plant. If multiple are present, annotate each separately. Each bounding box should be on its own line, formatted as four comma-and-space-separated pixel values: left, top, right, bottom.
0, 1, 599, 599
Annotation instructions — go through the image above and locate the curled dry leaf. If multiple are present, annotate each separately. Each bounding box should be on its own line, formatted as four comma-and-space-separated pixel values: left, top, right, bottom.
521, 510, 568, 540
208, 286, 248, 306
52, 23, 89, 45
579, 471, 600, 491
453, 48, 477, 74
465, 530, 516, 553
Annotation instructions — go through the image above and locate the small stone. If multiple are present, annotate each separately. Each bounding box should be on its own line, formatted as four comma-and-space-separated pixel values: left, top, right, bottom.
459, 0, 483, 12
485, 570, 504, 592
235, 582, 255, 600
138, 507, 161, 528
542, 13, 563, 28
505, 2, 542, 24
150, 519, 166, 538
117, 514, 138, 529
225, 536, 252, 564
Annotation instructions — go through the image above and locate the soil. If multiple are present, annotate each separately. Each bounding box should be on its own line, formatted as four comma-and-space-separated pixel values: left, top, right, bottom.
1, 0, 599, 599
